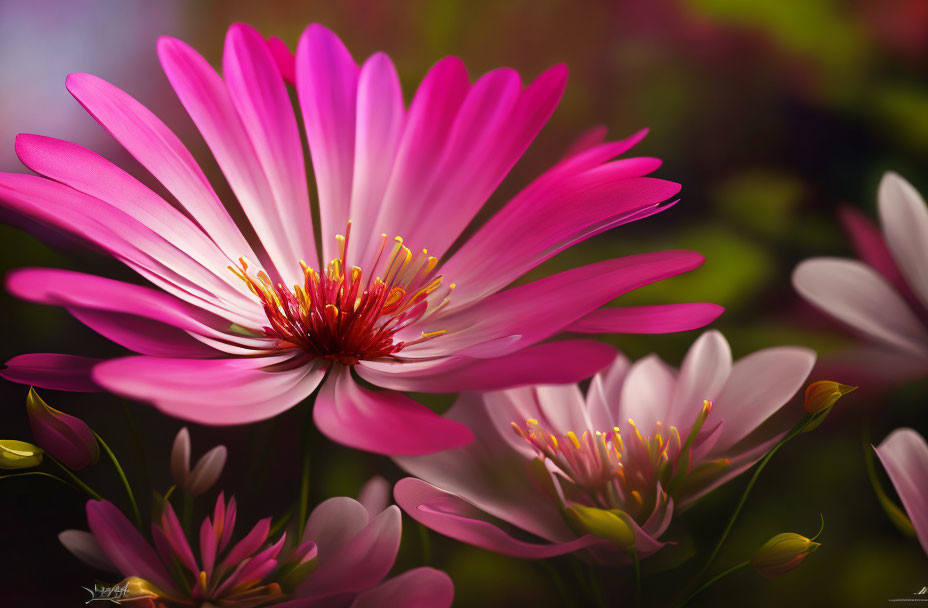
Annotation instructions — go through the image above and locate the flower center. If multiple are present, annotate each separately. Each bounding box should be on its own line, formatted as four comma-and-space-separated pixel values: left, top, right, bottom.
512, 400, 725, 521
231, 222, 453, 365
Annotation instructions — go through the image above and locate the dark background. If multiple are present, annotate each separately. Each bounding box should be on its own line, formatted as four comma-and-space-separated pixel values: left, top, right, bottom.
2, 0, 928, 605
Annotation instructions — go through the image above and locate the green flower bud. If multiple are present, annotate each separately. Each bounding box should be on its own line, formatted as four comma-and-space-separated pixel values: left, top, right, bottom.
804, 380, 857, 414
564, 504, 636, 549
751, 532, 820, 578
0, 439, 44, 469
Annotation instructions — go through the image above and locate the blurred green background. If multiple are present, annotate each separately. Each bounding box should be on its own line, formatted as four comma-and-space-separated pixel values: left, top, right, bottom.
2, 0, 928, 605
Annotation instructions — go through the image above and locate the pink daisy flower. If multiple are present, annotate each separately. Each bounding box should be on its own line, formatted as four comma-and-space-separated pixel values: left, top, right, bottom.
0, 22, 719, 454
61, 487, 453, 607
394, 331, 814, 560
793, 173, 928, 386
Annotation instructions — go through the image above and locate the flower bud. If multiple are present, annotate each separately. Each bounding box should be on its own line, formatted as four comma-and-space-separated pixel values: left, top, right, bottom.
0, 439, 44, 469
750, 532, 820, 578
26, 387, 99, 470
804, 380, 857, 414
564, 504, 636, 549
170, 427, 227, 496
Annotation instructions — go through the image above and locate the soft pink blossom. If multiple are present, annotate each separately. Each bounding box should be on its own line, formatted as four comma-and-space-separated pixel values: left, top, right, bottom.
26, 386, 99, 470
0, 22, 719, 455
170, 427, 227, 497
876, 428, 928, 559
62, 491, 453, 607
394, 331, 815, 561
793, 172, 928, 386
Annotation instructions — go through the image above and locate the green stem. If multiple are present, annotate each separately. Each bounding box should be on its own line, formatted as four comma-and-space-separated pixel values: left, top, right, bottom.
182, 490, 193, 533
268, 504, 294, 540
93, 430, 142, 528
586, 561, 607, 608
695, 414, 813, 581
631, 547, 641, 608
538, 559, 573, 607
0, 470, 80, 493
296, 407, 313, 538
677, 561, 749, 607
47, 455, 104, 500
417, 522, 432, 565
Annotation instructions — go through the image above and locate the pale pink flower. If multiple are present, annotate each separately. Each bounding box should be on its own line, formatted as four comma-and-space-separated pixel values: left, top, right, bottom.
61, 490, 453, 607
794, 173, 928, 386
170, 427, 227, 497
876, 428, 928, 559
0, 22, 719, 455
394, 331, 815, 560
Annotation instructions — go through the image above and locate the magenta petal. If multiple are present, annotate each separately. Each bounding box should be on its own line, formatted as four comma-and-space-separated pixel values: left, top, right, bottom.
840, 206, 908, 292
86, 500, 175, 594
199, 517, 217, 578
567, 303, 724, 334
296, 506, 401, 600
2, 353, 102, 392
220, 516, 270, 570
394, 478, 607, 558
160, 503, 199, 574
295, 23, 359, 262
350, 567, 454, 608
266, 36, 296, 83
876, 428, 928, 558
313, 369, 474, 455
358, 340, 616, 393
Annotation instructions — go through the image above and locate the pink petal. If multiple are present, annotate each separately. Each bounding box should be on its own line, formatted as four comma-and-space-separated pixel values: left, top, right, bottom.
793, 258, 928, 357
406, 65, 567, 259
394, 478, 606, 558
68, 307, 219, 358
586, 353, 632, 430
170, 427, 192, 489
65, 73, 258, 266
94, 355, 325, 425
297, 505, 401, 601
357, 340, 616, 393
840, 205, 908, 292
562, 125, 609, 159
566, 303, 724, 334
303, 496, 370, 555
0, 173, 260, 326
394, 393, 578, 543
220, 516, 271, 570
426, 251, 706, 353
187, 444, 227, 496
295, 24, 359, 262
712, 346, 815, 452
312, 368, 474, 455
879, 172, 928, 310
14, 134, 234, 285
666, 330, 732, 430
876, 428, 928, 557
59, 529, 117, 572
365, 56, 469, 265
158, 35, 316, 282
357, 476, 392, 517
223, 24, 317, 282
266, 36, 296, 84
350, 567, 454, 608
616, 354, 676, 436
86, 500, 176, 594
348, 52, 405, 267
160, 502, 199, 574
199, 516, 217, 578
2, 353, 102, 392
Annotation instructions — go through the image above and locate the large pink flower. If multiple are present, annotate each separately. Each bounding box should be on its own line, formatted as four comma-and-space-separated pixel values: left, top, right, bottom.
394, 331, 814, 561
61, 488, 453, 607
0, 22, 720, 454
793, 173, 928, 386
875, 428, 928, 560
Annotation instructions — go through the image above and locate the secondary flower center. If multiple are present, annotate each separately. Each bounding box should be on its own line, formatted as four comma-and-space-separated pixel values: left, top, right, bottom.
512, 400, 725, 521
231, 222, 453, 365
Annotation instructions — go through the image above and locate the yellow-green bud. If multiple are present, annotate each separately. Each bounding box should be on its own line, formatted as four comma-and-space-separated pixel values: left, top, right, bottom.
751, 532, 820, 578
804, 380, 857, 414
564, 504, 636, 549
0, 439, 44, 469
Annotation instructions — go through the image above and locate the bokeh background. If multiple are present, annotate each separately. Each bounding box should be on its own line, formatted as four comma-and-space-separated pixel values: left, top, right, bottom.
2, 0, 928, 605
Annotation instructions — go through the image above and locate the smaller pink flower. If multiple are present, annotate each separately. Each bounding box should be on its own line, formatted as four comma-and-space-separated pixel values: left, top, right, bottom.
170, 427, 227, 497
394, 330, 815, 562
876, 428, 928, 559
26, 386, 99, 470
61, 486, 453, 607
794, 172, 928, 386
